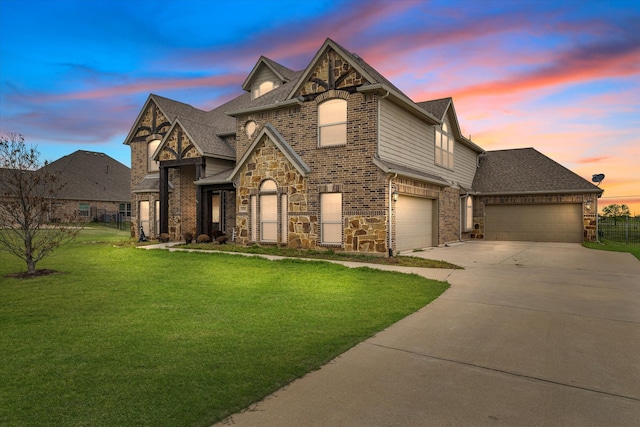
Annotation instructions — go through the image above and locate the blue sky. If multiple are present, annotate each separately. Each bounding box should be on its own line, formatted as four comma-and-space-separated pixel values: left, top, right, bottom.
0, 0, 638, 212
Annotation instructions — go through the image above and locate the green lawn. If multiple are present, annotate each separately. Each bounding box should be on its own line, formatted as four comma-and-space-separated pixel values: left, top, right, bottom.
583, 239, 640, 261
0, 226, 449, 426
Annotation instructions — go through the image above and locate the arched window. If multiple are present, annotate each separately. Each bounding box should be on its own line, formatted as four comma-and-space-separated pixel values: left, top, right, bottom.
259, 179, 278, 242
318, 99, 347, 147
435, 123, 454, 169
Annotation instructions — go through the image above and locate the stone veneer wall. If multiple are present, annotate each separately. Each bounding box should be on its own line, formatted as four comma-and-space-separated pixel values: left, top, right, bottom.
471, 193, 600, 242
235, 89, 388, 253
235, 135, 309, 246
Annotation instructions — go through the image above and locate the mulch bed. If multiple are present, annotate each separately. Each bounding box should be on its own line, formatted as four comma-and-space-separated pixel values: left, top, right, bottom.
5, 269, 61, 279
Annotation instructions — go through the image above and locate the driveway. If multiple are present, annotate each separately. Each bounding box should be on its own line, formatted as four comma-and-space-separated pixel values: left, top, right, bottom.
219, 241, 640, 426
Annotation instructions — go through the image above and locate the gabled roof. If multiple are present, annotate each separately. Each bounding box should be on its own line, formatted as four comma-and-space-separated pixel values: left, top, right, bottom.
472, 148, 603, 195
227, 38, 440, 125
417, 98, 451, 121
417, 98, 484, 153
41, 150, 131, 201
155, 117, 235, 161
228, 123, 311, 182
241, 56, 298, 91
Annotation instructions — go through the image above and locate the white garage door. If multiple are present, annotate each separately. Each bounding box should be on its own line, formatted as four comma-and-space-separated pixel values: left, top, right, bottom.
396, 196, 434, 251
485, 204, 582, 243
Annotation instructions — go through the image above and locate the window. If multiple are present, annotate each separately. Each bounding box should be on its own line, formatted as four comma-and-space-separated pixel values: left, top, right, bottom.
435, 123, 454, 169
280, 193, 288, 243
79, 203, 89, 217
155, 200, 160, 236
139, 201, 150, 236
462, 196, 473, 232
321, 192, 342, 244
260, 180, 278, 242
252, 81, 277, 99
119, 203, 131, 219
148, 139, 160, 172
250, 196, 257, 242
245, 120, 257, 137
318, 99, 347, 147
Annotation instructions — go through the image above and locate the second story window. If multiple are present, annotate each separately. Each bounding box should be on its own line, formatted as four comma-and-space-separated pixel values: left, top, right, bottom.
318, 99, 347, 147
148, 139, 160, 172
252, 81, 277, 99
435, 123, 454, 169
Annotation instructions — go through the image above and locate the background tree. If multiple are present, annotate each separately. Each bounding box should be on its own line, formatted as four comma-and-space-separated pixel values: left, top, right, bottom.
0, 133, 81, 275
601, 203, 630, 226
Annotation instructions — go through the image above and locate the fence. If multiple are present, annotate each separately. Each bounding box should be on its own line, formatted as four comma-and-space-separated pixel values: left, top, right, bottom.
95, 212, 131, 232
598, 216, 640, 244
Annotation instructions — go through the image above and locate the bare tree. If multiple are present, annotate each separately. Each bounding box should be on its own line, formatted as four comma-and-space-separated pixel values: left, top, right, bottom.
0, 133, 81, 275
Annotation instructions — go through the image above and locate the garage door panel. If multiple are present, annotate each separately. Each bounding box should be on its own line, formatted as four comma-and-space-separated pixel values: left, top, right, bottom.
485, 204, 582, 243
396, 196, 434, 251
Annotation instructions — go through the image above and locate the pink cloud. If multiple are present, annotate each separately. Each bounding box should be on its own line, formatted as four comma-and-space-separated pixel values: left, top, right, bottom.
577, 156, 611, 164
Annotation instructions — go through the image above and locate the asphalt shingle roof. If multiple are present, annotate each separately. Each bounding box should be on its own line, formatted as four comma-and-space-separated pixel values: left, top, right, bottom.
472, 148, 602, 194
42, 150, 131, 201
416, 98, 451, 120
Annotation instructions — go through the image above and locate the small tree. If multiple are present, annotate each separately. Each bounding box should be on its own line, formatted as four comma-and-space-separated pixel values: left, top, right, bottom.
0, 133, 81, 275
601, 203, 630, 226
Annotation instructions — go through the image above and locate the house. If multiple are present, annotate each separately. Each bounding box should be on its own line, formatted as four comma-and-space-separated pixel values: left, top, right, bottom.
42, 150, 131, 223
123, 38, 602, 253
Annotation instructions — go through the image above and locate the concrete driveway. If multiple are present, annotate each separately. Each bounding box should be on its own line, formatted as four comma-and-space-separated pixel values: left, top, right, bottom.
219, 241, 640, 426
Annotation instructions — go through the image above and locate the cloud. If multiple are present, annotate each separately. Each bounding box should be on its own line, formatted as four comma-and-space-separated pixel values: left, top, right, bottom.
577, 156, 611, 164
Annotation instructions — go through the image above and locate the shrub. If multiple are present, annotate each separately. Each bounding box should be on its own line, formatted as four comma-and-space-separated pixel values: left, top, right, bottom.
183, 231, 193, 243
158, 233, 170, 243
196, 234, 211, 243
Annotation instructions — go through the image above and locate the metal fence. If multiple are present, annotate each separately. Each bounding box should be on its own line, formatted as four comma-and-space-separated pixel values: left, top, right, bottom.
96, 212, 131, 231
598, 216, 640, 244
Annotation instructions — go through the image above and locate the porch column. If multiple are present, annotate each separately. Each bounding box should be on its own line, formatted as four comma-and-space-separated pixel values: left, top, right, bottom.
159, 166, 169, 234
195, 162, 203, 236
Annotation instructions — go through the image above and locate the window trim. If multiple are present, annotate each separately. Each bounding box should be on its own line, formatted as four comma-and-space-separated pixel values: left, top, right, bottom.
462, 196, 473, 232
79, 203, 90, 217
320, 192, 343, 245
318, 98, 347, 147
435, 124, 454, 170
148, 139, 160, 172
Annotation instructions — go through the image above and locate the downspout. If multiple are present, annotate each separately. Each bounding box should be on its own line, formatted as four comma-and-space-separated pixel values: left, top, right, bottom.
377, 90, 393, 256
389, 173, 397, 257
460, 194, 465, 242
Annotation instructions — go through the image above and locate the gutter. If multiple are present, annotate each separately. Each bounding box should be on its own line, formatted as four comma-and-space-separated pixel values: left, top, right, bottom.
475, 188, 603, 196
358, 84, 441, 125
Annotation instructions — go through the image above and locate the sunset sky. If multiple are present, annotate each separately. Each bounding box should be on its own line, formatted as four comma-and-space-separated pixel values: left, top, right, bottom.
1, 0, 638, 214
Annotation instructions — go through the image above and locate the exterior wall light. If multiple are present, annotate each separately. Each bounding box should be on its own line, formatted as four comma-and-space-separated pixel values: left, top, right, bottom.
392, 189, 399, 202
585, 200, 592, 211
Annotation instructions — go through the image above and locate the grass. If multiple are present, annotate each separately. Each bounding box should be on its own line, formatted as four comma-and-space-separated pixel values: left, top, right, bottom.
181, 242, 460, 269
583, 239, 640, 261
0, 226, 449, 426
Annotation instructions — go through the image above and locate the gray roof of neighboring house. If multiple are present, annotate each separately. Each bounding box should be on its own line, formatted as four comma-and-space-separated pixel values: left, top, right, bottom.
41, 150, 131, 201
472, 148, 602, 194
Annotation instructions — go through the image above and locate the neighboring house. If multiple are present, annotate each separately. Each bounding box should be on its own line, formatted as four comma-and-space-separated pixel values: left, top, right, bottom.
42, 150, 131, 223
124, 38, 602, 253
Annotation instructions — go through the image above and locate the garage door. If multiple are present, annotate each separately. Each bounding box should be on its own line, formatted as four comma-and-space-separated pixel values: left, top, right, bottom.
485, 204, 582, 243
396, 196, 434, 251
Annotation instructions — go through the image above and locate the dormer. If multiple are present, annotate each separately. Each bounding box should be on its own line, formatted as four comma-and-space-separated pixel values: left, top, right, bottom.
242, 56, 296, 100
